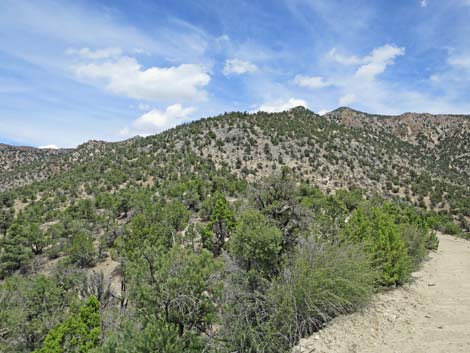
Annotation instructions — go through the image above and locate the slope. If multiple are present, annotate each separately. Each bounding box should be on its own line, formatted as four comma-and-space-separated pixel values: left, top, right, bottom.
1, 107, 469, 230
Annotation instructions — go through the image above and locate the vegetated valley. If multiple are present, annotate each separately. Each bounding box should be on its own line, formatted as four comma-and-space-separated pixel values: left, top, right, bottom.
0, 107, 469, 353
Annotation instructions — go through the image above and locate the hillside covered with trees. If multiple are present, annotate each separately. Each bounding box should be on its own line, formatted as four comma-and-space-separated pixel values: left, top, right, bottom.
0, 107, 468, 353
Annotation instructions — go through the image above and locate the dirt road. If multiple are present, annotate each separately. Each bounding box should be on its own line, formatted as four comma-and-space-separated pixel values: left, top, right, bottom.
293, 233, 470, 353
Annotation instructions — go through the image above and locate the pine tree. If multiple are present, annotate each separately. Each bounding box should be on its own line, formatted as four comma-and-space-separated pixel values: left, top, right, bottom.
209, 192, 235, 256
126, 246, 222, 349
230, 209, 282, 275
25, 223, 48, 255
34, 296, 101, 353
0, 208, 14, 236
0, 223, 32, 277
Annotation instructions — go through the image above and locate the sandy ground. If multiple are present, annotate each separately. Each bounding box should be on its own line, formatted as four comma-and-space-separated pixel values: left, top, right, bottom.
293, 233, 470, 353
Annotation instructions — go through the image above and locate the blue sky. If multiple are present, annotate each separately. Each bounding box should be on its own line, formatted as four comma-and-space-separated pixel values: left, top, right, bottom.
1, 0, 470, 148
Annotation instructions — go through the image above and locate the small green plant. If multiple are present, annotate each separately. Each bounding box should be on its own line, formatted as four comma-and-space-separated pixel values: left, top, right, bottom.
34, 296, 101, 353
343, 207, 411, 286
400, 224, 427, 268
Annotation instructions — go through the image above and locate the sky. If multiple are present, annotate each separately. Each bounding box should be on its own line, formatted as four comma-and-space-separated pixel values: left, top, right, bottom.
1, 0, 470, 148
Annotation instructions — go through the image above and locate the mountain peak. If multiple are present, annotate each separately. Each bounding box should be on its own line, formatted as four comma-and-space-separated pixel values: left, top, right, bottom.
332, 106, 362, 114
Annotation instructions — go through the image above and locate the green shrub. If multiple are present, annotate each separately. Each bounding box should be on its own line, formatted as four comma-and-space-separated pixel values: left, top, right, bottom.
34, 296, 101, 353
218, 238, 374, 353
425, 230, 439, 250
427, 213, 461, 236
343, 207, 411, 286
266, 238, 374, 350
46, 245, 61, 260
125, 246, 222, 349
229, 209, 282, 276
215, 269, 273, 353
400, 224, 426, 268
67, 232, 97, 268
96, 320, 186, 353
442, 221, 461, 235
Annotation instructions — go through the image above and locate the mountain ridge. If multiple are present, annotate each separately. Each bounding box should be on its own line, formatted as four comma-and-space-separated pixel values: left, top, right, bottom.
1, 107, 469, 230
2, 105, 470, 152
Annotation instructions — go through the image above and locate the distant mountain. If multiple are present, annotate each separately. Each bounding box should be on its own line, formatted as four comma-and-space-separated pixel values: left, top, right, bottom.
0, 143, 69, 172
325, 107, 470, 177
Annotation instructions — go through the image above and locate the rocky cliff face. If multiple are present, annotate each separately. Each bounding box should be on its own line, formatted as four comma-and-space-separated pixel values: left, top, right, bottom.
325, 107, 470, 177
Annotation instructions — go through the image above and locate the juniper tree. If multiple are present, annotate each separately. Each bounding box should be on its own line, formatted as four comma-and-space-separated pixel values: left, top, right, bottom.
0, 223, 32, 277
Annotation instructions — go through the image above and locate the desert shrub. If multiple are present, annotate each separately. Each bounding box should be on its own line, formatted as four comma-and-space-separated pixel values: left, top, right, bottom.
0, 207, 14, 236
160, 200, 190, 233
124, 246, 222, 350
266, 238, 374, 349
96, 318, 187, 353
343, 207, 411, 286
381, 202, 438, 253
67, 231, 97, 268
209, 192, 236, 256
441, 221, 461, 235
214, 269, 274, 353
46, 245, 62, 260
334, 188, 363, 211
119, 214, 172, 259
251, 174, 310, 250
229, 209, 282, 276
427, 213, 461, 236
24, 223, 49, 255
424, 229, 439, 250
217, 238, 374, 353
400, 224, 427, 268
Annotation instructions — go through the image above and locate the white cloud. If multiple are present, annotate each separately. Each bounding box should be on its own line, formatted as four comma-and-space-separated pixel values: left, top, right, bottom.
448, 55, 470, 70
318, 44, 409, 112
355, 45, 405, 80
420, 0, 428, 7
121, 104, 195, 137
223, 59, 258, 75
339, 93, 357, 106
327, 44, 405, 80
217, 34, 230, 42
327, 48, 363, 65
255, 98, 308, 113
293, 75, 331, 89
66, 47, 122, 60
430, 74, 441, 82
38, 144, 58, 149
72, 52, 210, 101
